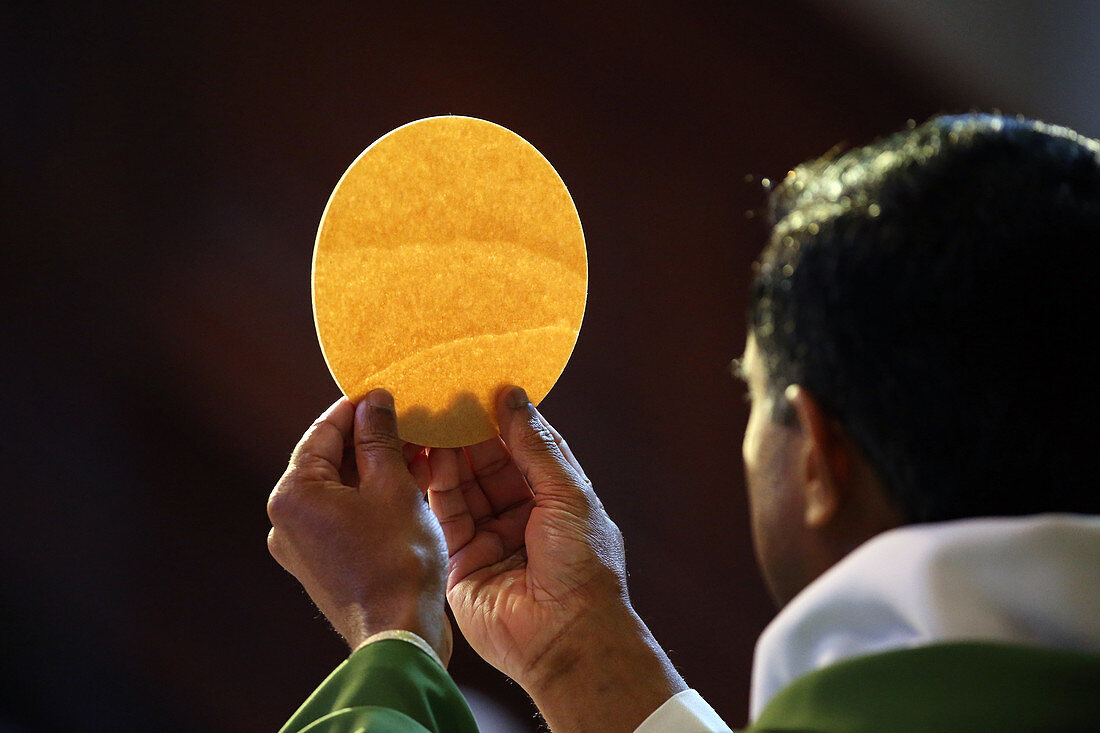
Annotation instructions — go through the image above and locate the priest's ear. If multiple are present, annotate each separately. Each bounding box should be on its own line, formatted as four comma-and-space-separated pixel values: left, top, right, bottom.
783, 385, 850, 530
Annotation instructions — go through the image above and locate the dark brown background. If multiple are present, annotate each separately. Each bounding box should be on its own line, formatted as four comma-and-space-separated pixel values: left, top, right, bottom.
2, 1, 1022, 730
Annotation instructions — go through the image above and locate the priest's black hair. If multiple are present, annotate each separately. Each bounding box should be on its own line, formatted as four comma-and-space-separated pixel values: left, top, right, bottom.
749, 113, 1100, 523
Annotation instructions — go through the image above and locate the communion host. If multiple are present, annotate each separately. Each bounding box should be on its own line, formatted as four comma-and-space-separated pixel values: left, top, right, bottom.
266, 113, 1100, 732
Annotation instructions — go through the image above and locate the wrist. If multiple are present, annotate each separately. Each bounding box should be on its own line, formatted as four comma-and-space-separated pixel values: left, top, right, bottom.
522, 600, 688, 732
353, 629, 448, 669
339, 594, 450, 665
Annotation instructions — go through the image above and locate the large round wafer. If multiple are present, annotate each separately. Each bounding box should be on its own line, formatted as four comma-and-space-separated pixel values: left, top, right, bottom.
312, 116, 587, 447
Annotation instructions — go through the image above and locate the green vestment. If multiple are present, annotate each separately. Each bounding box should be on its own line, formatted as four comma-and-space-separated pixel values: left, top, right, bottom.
278, 639, 477, 733
283, 640, 1100, 732
745, 641, 1100, 732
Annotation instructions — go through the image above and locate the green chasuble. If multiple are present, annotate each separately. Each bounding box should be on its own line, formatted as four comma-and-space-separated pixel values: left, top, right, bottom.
282, 640, 1100, 731
745, 642, 1100, 732
279, 639, 478, 733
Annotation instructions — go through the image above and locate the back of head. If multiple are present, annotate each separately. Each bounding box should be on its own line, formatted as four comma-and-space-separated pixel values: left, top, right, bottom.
750, 113, 1100, 523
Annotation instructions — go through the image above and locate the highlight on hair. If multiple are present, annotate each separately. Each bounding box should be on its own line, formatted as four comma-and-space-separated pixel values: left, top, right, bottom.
749, 113, 1100, 523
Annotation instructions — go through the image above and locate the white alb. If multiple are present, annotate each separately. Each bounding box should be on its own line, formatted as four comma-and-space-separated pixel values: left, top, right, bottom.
635, 513, 1100, 730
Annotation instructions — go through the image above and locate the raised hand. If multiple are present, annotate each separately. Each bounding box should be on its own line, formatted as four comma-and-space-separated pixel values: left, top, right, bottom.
267, 391, 452, 663
425, 387, 686, 731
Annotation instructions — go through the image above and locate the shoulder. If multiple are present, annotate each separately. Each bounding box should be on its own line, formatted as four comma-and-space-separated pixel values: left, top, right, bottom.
750, 642, 1100, 733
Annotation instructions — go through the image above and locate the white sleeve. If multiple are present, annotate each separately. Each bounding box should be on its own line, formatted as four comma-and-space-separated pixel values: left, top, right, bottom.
350, 629, 446, 669
633, 689, 734, 732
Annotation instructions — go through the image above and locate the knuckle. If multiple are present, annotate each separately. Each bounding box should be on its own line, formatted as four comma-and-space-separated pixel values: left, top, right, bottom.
454, 475, 481, 495
266, 527, 285, 561
266, 489, 297, 525
610, 522, 626, 550
389, 538, 447, 589
289, 454, 333, 483
548, 427, 566, 448
519, 420, 557, 452
355, 433, 402, 456
573, 482, 602, 511
594, 527, 628, 578
409, 541, 447, 576
476, 452, 512, 479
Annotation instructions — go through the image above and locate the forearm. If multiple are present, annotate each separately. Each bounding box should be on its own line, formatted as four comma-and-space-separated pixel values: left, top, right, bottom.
522, 602, 688, 732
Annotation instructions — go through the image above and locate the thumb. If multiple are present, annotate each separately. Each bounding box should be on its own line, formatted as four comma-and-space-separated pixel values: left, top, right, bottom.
354, 389, 409, 488
496, 386, 584, 497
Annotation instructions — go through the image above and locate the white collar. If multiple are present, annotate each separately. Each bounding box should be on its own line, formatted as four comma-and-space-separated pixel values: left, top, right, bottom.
749, 513, 1100, 720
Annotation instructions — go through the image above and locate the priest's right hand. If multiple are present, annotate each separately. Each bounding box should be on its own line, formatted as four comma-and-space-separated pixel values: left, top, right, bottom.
423, 386, 687, 732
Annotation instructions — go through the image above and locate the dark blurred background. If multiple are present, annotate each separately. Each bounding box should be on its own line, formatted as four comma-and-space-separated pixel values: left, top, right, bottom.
3, 2, 1097, 731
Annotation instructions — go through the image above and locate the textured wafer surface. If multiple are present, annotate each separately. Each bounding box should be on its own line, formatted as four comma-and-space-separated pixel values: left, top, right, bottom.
313, 116, 587, 447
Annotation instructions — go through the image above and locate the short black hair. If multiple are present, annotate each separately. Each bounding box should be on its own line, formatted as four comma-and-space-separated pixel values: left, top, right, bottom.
749, 113, 1100, 523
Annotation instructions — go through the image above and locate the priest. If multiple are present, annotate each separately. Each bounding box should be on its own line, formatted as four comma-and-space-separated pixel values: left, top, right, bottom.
267, 113, 1100, 731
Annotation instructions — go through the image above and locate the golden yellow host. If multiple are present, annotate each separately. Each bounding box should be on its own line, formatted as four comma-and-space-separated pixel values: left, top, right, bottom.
312, 116, 587, 448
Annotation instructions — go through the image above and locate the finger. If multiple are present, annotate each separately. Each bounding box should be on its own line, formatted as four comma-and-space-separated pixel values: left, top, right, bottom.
531, 411, 606, 516
354, 389, 412, 489
403, 442, 425, 464
409, 451, 431, 493
338, 445, 358, 487
464, 436, 534, 515
479, 501, 534, 557
447, 533, 510, 588
495, 386, 585, 498
337, 438, 423, 491
404, 442, 429, 493
455, 446, 494, 523
535, 413, 592, 486
288, 397, 355, 480
432, 446, 532, 576
447, 523, 530, 588
427, 448, 476, 554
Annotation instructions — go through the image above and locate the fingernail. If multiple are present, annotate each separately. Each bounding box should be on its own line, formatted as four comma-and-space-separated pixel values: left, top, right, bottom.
507, 386, 530, 410
369, 389, 394, 409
